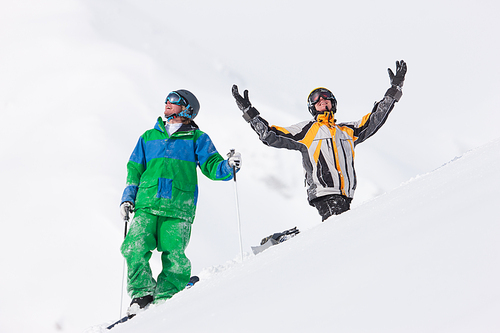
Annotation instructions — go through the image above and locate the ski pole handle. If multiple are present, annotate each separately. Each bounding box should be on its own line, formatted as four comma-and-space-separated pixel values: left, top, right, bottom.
123, 205, 132, 239
124, 205, 131, 222
228, 149, 237, 181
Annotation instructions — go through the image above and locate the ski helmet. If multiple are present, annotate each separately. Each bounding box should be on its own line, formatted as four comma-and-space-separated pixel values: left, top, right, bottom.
307, 87, 337, 116
173, 89, 200, 119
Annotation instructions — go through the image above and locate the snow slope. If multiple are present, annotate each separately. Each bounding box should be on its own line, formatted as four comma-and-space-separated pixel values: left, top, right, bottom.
1, 1, 500, 332
87, 138, 500, 332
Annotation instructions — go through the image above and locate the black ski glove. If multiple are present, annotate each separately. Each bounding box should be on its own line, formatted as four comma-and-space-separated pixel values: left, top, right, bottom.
232, 84, 260, 122
385, 60, 407, 102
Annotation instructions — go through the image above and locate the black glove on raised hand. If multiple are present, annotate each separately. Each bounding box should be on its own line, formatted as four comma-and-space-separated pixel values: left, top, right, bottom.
385, 60, 407, 102
232, 84, 260, 122
388, 60, 407, 88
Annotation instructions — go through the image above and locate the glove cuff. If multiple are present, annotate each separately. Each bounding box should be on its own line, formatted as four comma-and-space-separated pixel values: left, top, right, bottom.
242, 107, 260, 122
385, 86, 403, 102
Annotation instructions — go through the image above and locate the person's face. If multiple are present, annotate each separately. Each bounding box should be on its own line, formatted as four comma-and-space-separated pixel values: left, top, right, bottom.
314, 97, 332, 113
164, 101, 183, 118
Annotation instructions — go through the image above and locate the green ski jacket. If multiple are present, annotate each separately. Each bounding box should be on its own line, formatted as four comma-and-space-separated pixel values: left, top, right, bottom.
121, 117, 233, 222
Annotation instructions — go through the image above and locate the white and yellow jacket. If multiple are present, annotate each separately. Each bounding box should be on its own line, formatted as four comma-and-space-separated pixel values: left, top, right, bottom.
248, 95, 397, 203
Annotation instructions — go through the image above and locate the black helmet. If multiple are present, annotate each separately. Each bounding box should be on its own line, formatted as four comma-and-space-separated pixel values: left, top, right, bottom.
175, 89, 200, 119
307, 87, 337, 116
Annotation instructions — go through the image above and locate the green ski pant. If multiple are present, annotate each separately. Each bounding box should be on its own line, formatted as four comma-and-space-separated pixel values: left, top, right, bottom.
121, 209, 192, 301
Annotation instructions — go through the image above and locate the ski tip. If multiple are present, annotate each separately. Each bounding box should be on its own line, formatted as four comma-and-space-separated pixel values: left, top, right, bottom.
106, 315, 132, 330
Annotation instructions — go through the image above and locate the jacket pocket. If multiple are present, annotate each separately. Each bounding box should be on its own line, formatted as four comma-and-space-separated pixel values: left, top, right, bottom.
172, 181, 196, 193
172, 180, 198, 207
339, 137, 354, 160
157, 178, 173, 199
136, 178, 159, 203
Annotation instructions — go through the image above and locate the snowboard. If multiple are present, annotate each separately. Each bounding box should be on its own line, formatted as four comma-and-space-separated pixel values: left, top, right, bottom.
251, 227, 300, 255
107, 276, 200, 330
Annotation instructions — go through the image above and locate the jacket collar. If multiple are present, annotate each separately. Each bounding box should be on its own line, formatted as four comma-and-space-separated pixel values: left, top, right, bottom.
154, 117, 199, 133
315, 112, 336, 128
154, 117, 166, 133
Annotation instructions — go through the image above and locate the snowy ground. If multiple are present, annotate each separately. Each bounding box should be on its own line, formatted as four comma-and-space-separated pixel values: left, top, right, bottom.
86, 138, 500, 332
1, 1, 499, 332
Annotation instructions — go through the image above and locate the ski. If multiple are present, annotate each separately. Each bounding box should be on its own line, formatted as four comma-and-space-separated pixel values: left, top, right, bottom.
107, 315, 133, 330
107, 276, 200, 330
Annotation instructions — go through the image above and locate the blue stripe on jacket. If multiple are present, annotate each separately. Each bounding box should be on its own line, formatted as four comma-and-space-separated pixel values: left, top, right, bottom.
218, 160, 234, 179
129, 137, 147, 167
196, 133, 218, 166
130, 137, 197, 165
196, 133, 235, 179
121, 185, 138, 204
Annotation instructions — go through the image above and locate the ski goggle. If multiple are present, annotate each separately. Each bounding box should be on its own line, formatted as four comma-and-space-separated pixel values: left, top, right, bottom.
165, 92, 187, 106
308, 89, 335, 105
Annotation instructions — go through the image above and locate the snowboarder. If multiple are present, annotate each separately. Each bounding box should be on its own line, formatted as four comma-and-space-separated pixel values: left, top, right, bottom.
232, 60, 407, 221
119, 89, 242, 316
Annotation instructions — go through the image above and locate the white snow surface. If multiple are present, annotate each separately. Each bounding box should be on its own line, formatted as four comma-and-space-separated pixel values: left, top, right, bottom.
83, 138, 500, 333
1, 1, 500, 332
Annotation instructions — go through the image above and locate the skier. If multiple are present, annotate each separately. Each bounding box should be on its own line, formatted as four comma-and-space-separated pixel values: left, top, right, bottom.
119, 89, 242, 316
232, 60, 407, 222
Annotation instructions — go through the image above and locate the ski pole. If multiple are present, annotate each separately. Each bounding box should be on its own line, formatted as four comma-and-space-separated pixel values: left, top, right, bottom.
119, 205, 131, 318
229, 149, 244, 262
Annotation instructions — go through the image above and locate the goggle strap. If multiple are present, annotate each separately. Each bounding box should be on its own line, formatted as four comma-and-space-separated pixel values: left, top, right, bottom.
177, 104, 193, 119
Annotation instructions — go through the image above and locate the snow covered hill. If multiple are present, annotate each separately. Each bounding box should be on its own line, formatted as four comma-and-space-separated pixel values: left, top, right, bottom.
87, 138, 500, 332
2, 1, 500, 333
